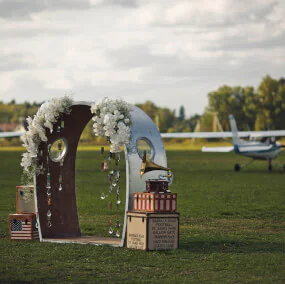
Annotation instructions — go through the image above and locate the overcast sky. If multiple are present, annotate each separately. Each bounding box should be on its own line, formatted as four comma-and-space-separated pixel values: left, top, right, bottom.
0, 0, 284, 117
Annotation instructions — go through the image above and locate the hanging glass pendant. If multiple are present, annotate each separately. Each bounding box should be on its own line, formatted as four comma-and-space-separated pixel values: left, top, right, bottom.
101, 147, 104, 154
109, 185, 113, 193
46, 173, 51, 189
108, 174, 112, 183
35, 222, 38, 229
116, 171, 120, 179
47, 210, 52, 228
109, 201, 113, 209
108, 227, 114, 234
116, 186, 120, 194
100, 193, 106, 200
57, 125, 61, 133
115, 153, 120, 166
108, 219, 113, 234
59, 175, 63, 191
115, 230, 120, 238
116, 198, 121, 205
116, 220, 120, 228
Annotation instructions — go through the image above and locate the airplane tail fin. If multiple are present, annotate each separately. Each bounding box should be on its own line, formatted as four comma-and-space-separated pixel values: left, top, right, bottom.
229, 115, 240, 145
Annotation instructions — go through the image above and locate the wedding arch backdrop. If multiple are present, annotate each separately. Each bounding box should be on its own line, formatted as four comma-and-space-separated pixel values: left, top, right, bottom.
33, 101, 168, 246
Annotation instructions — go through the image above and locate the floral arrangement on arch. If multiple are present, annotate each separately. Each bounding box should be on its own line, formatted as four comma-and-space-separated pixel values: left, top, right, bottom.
21, 96, 73, 182
90, 97, 131, 153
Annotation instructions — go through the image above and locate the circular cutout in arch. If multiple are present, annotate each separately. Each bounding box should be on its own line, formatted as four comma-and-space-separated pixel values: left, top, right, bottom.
49, 138, 68, 162
136, 137, 155, 161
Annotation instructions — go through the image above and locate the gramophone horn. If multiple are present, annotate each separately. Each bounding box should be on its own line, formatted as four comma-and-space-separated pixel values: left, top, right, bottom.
140, 151, 171, 179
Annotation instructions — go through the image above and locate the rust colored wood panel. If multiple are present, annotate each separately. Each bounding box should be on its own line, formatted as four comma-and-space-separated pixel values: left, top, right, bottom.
36, 104, 93, 238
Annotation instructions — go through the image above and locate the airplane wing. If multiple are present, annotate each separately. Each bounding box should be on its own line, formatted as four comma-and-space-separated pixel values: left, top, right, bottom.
238, 145, 273, 152
202, 146, 234, 152
161, 130, 285, 139
161, 132, 233, 138
0, 132, 24, 138
247, 130, 285, 138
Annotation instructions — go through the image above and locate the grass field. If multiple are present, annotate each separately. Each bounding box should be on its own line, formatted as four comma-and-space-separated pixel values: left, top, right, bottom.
0, 148, 284, 283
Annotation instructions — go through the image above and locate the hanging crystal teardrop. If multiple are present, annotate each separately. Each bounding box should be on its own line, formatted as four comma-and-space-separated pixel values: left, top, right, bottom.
46, 172, 51, 190
108, 227, 114, 234
47, 210, 52, 218
47, 221, 52, 228
100, 193, 106, 200
47, 188, 51, 196
59, 175, 63, 191
116, 220, 120, 228
115, 230, 120, 238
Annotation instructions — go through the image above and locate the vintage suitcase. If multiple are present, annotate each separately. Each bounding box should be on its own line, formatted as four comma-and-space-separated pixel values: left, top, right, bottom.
9, 213, 39, 240
16, 186, 35, 214
133, 192, 177, 212
126, 211, 179, 250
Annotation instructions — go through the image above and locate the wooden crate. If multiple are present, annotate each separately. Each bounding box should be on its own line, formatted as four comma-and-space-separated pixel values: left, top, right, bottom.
9, 213, 39, 240
133, 192, 177, 212
126, 212, 179, 250
16, 186, 35, 214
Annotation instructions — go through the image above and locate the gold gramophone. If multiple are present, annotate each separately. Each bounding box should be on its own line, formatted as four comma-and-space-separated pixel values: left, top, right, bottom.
140, 151, 173, 193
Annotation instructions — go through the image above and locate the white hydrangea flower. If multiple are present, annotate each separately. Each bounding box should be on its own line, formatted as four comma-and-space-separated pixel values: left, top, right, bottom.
21, 95, 73, 182
90, 97, 131, 153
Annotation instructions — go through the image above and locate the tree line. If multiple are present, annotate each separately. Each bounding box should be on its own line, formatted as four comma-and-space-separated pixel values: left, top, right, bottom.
0, 75, 284, 143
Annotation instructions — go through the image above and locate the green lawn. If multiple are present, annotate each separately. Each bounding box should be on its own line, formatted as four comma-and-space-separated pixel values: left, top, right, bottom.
0, 149, 284, 283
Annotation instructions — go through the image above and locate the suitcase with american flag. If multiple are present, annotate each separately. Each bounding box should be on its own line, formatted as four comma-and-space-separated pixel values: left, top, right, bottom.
9, 213, 39, 240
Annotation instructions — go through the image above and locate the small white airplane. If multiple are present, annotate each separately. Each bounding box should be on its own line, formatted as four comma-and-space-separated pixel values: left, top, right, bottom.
161, 115, 285, 171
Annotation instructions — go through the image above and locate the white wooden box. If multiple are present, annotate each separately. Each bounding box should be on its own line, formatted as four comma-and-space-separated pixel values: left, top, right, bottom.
16, 186, 35, 214
126, 212, 179, 250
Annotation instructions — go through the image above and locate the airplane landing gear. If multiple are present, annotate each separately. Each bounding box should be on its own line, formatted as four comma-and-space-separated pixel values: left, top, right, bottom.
234, 159, 254, 171
268, 159, 272, 172
234, 163, 240, 171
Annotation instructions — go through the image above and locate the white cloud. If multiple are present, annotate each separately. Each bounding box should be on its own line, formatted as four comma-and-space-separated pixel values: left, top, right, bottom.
0, 0, 284, 117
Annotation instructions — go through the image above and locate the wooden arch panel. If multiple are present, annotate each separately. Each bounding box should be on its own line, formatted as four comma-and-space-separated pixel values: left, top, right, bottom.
36, 104, 93, 238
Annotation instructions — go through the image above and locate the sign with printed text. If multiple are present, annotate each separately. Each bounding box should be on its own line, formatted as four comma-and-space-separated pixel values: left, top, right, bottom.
148, 217, 178, 250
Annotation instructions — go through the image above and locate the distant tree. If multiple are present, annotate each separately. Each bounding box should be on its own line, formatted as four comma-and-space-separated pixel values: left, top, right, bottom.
135, 101, 158, 120
178, 106, 185, 121
257, 75, 283, 129
188, 114, 200, 132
